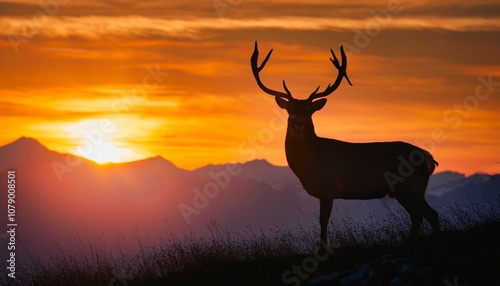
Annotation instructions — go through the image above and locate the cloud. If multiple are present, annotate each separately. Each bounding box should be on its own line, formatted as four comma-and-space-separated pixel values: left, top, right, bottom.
1, 15, 500, 41
2, 0, 500, 19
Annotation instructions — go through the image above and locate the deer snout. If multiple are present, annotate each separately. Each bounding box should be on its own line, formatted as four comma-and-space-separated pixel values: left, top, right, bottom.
292, 118, 306, 131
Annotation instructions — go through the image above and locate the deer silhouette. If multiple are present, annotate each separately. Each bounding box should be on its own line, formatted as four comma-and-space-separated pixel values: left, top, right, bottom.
250, 41, 440, 244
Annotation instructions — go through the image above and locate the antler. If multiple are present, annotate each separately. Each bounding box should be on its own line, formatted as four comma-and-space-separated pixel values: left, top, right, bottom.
251, 41, 293, 100
308, 45, 352, 101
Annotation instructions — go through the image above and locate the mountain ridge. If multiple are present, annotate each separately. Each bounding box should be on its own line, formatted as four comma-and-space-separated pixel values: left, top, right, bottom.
0, 136, 478, 177
0, 137, 290, 171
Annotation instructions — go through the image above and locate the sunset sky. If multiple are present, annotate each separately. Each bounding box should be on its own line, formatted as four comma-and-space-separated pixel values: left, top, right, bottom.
0, 0, 499, 174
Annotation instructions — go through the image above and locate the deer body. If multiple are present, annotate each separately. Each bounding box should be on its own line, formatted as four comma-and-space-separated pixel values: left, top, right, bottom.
251, 41, 439, 244
286, 136, 431, 200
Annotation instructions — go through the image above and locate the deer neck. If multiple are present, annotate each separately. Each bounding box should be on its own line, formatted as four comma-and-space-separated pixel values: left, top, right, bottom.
284, 120, 318, 169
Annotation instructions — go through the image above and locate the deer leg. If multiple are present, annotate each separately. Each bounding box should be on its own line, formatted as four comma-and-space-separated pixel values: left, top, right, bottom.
421, 200, 440, 235
319, 198, 333, 243
396, 195, 423, 243
407, 212, 423, 242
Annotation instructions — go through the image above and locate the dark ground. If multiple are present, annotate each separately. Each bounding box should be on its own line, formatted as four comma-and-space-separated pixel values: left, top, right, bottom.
124, 222, 500, 286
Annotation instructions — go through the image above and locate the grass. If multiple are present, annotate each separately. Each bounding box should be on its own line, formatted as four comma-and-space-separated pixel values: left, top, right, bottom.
6, 217, 499, 286
20, 222, 314, 286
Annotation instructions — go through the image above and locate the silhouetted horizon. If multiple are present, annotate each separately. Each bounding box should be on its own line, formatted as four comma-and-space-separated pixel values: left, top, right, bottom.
4, 136, 494, 177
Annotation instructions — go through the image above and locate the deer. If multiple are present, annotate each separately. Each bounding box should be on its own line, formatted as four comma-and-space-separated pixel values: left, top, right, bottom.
250, 41, 440, 245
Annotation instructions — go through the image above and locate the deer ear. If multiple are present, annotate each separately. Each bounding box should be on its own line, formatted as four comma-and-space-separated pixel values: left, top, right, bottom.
275, 97, 289, 109
311, 98, 327, 112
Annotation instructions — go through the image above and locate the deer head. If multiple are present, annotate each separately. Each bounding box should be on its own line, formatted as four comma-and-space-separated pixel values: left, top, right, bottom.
250, 41, 352, 135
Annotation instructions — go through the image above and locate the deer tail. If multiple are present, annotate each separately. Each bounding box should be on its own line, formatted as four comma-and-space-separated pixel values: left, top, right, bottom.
423, 149, 438, 175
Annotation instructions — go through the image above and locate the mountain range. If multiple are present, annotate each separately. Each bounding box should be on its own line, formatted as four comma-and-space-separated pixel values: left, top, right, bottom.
0, 137, 499, 262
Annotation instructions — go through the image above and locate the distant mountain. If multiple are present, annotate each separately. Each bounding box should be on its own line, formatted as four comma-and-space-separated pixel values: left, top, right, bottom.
0, 137, 54, 169
1, 136, 48, 153
427, 171, 467, 196
427, 173, 500, 230
191, 158, 301, 191
0, 137, 498, 263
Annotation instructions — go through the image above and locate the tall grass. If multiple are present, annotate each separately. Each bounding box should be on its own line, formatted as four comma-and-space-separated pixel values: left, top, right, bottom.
18, 221, 317, 286
8, 202, 499, 286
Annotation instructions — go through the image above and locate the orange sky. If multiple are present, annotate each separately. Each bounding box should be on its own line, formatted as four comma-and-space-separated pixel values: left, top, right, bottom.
0, 0, 499, 174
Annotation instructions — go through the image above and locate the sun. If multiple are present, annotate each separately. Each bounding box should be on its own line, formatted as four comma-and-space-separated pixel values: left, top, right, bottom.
62, 119, 143, 164
76, 141, 137, 164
